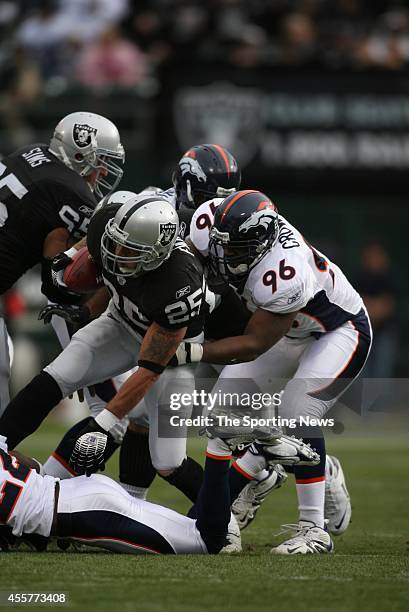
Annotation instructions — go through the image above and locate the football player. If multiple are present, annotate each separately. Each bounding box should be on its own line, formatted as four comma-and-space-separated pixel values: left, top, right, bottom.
0, 111, 124, 413
0, 430, 318, 555
42, 145, 242, 501
0, 193, 210, 504
144, 143, 241, 239
172, 190, 372, 554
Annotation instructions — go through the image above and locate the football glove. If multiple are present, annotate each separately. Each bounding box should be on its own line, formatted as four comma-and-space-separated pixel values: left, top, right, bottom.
171, 342, 203, 366
51, 250, 81, 297
69, 417, 115, 476
38, 304, 91, 326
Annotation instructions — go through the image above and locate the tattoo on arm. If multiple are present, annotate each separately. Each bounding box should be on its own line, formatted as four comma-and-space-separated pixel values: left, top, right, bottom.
139, 322, 187, 365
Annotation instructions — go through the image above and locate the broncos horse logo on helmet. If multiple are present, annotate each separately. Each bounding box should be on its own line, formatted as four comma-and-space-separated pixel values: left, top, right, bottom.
172, 144, 241, 210
209, 190, 278, 284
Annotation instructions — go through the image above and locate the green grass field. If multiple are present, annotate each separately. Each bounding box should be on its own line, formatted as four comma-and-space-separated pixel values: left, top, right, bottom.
2, 421, 408, 611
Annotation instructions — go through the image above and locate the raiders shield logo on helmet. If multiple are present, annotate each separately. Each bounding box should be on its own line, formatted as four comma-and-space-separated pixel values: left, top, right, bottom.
73, 123, 98, 148
159, 222, 177, 246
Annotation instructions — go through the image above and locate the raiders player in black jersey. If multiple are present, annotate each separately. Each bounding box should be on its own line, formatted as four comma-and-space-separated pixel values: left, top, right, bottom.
0, 193, 209, 502
0, 111, 124, 413
39, 146, 244, 501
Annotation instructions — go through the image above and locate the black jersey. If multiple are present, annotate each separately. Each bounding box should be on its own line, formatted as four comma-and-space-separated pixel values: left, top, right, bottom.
87, 204, 207, 340
0, 144, 97, 293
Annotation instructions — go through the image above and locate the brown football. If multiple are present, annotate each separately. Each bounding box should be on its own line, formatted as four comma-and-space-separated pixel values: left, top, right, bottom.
63, 247, 101, 294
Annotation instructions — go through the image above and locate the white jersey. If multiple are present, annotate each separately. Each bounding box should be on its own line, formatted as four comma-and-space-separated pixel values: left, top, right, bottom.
139, 187, 177, 209
0, 436, 55, 537
190, 200, 364, 337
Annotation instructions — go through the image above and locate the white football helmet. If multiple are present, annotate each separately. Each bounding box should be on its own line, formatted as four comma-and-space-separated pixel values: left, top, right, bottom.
49, 111, 125, 198
101, 194, 179, 277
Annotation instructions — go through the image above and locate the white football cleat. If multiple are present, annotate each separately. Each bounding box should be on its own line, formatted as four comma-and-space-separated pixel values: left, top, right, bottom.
232, 465, 287, 530
256, 435, 320, 466
220, 513, 242, 553
325, 455, 351, 535
270, 521, 334, 555
203, 411, 282, 452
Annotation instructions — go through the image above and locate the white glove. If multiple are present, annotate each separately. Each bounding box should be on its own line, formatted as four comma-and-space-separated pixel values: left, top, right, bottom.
174, 342, 204, 366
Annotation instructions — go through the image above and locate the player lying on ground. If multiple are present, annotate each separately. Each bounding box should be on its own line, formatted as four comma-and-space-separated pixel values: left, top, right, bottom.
0, 431, 319, 554
172, 190, 373, 554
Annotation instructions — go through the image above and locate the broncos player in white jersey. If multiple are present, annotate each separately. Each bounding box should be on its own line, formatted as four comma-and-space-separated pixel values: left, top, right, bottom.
0, 429, 319, 554
174, 190, 372, 554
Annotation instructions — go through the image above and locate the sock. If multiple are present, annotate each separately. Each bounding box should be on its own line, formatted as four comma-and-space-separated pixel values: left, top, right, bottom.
228, 448, 267, 502
296, 481, 326, 528
119, 429, 156, 492
196, 447, 231, 554
0, 372, 62, 449
43, 453, 75, 479
294, 430, 326, 528
206, 437, 231, 458
161, 456, 204, 502
120, 483, 148, 500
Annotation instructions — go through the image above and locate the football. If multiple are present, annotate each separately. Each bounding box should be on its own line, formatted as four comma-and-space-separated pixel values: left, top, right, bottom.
63, 246, 101, 294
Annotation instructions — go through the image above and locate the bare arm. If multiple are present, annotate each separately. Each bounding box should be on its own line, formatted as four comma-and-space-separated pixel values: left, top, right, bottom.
84, 286, 111, 319
202, 308, 297, 364
104, 322, 187, 420
11, 451, 41, 473
42, 229, 86, 259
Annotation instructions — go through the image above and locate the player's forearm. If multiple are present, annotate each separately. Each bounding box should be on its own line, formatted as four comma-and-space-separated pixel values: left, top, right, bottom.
95, 322, 187, 425
202, 334, 272, 365
84, 286, 110, 318
202, 310, 296, 364
104, 368, 159, 420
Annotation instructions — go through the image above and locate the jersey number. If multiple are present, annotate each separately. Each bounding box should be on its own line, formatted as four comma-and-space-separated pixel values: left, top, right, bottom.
165, 288, 203, 325
0, 162, 28, 228
195, 201, 217, 230
59, 205, 90, 235
262, 259, 296, 294
0, 450, 30, 524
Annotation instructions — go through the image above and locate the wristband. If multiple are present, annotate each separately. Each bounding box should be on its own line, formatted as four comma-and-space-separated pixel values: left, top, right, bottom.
138, 359, 165, 374
188, 343, 204, 363
95, 409, 122, 432
65, 246, 79, 259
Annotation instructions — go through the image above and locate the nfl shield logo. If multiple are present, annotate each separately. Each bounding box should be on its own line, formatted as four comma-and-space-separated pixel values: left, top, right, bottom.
159, 222, 177, 246
73, 123, 97, 148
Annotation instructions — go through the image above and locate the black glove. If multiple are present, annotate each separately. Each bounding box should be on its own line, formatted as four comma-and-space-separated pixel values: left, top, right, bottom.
49, 251, 82, 298
38, 304, 91, 325
51, 251, 73, 284
41, 258, 82, 305
69, 417, 114, 476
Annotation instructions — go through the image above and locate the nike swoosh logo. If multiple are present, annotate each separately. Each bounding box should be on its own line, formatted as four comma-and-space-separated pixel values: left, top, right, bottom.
287, 546, 303, 553
334, 507, 348, 530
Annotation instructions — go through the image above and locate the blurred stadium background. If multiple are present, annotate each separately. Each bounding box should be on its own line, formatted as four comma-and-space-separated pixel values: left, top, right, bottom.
0, 0, 408, 408
1, 4, 408, 608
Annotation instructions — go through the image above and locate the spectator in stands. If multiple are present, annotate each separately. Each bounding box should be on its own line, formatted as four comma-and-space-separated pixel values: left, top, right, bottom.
356, 241, 398, 378
76, 27, 147, 89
